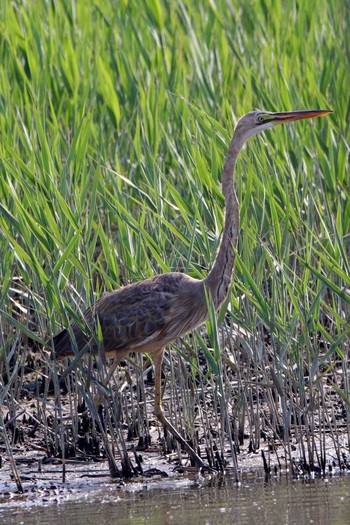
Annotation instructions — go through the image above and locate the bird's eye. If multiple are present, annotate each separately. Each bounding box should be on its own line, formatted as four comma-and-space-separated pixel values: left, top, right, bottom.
257, 115, 265, 124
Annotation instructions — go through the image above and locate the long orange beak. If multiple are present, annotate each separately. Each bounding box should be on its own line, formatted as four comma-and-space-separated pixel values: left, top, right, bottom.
272, 109, 332, 124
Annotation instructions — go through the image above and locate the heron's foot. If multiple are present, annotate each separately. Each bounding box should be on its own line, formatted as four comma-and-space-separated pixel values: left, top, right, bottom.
155, 409, 216, 473
200, 463, 217, 473
173, 462, 217, 474
192, 457, 217, 473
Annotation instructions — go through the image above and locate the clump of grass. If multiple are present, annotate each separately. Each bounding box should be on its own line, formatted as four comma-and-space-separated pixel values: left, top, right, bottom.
0, 0, 349, 482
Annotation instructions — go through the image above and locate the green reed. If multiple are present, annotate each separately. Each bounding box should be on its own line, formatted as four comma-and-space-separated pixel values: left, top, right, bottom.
0, 0, 349, 477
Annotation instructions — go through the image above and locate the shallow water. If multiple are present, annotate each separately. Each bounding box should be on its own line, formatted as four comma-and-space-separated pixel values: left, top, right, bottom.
2, 472, 350, 525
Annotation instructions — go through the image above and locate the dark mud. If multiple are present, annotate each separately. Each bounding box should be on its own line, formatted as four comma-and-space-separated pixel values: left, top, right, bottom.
2, 340, 350, 508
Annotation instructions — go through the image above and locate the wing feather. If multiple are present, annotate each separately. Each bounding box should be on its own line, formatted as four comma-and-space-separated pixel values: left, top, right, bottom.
53, 273, 200, 359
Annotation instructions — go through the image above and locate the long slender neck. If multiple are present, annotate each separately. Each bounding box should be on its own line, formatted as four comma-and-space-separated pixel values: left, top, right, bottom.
204, 132, 241, 307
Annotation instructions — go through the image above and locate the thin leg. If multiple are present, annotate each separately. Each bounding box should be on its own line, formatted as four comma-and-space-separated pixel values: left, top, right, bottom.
103, 355, 122, 385
94, 352, 127, 406
152, 349, 207, 469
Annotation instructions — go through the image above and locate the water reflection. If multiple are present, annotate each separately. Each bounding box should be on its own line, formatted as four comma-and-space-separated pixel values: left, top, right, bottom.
2, 472, 350, 525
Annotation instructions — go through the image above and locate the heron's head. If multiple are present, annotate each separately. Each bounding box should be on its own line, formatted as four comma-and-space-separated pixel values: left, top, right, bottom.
234, 109, 332, 148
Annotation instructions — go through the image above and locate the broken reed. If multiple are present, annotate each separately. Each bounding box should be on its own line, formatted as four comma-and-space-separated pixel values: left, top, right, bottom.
0, 0, 349, 480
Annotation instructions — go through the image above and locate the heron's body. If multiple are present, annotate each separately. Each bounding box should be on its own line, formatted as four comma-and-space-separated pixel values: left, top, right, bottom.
54, 108, 331, 468
54, 273, 208, 361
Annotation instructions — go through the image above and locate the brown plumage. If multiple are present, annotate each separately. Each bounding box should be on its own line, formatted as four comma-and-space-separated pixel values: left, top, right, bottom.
54, 109, 331, 468
54, 273, 207, 360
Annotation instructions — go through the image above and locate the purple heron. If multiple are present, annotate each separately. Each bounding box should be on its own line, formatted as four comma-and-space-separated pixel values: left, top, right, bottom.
54, 109, 331, 468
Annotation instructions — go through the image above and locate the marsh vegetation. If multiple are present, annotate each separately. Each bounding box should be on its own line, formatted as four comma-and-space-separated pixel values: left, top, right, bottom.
0, 0, 349, 493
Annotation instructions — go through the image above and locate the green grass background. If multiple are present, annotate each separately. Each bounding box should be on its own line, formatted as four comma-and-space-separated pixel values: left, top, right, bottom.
0, 0, 349, 377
